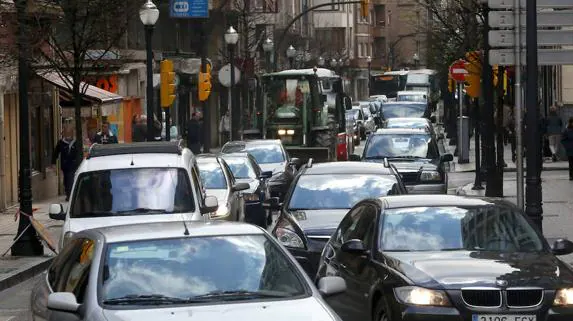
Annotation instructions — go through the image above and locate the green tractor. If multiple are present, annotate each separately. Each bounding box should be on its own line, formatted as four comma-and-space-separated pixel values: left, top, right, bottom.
244, 68, 351, 163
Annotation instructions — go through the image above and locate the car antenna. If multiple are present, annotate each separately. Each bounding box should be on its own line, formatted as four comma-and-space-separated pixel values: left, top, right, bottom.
130, 154, 134, 166
182, 220, 190, 235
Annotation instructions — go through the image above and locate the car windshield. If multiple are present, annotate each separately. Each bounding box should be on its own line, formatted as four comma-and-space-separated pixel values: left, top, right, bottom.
382, 103, 426, 118
288, 174, 398, 210
347, 109, 360, 119
364, 134, 438, 159
101, 235, 307, 305
198, 161, 227, 189
70, 168, 194, 218
385, 119, 428, 129
222, 157, 257, 179
380, 206, 545, 252
397, 94, 426, 102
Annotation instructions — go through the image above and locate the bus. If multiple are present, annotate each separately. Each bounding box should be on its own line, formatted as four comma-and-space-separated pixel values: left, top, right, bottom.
369, 70, 409, 99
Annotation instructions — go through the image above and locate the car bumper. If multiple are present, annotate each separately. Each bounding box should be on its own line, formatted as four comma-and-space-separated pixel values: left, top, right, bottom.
244, 201, 267, 227
287, 247, 322, 278
406, 183, 447, 194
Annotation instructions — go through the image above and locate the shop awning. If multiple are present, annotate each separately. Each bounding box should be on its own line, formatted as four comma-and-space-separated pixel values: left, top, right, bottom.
38, 72, 124, 105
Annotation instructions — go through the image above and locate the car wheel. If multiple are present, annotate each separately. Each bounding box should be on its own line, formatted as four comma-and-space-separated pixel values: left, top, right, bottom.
375, 299, 392, 321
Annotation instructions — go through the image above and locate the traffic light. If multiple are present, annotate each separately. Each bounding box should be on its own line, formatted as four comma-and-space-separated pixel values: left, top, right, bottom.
464, 51, 481, 98
360, 0, 369, 18
160, 60, 176, 108
448, 76, 455, 93
198, 62, 212, 102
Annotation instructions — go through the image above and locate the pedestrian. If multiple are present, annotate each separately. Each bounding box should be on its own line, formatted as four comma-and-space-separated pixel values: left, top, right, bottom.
545, 105, 563, 161
219, 110, 231, 145
132, 115, 148, 142
561, 117, 573, 181
51, 127, 82, 201
187, 112, 203, 154
94, 121, 118, 144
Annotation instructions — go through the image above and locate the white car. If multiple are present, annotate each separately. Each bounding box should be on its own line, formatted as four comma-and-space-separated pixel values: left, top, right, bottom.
48, 141, 218, 250
31, 221, 346, 321
396, 90, 428, 103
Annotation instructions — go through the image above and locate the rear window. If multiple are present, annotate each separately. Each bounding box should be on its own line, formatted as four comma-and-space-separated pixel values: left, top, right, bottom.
70, 168, 195, 218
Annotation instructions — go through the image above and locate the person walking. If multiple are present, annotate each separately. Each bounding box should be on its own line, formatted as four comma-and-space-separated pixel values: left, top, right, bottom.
219, 110, 231, 145
545, 106, 563, 161
51, 127, 82, 201
94, 121, 118, 144
187, 112, 203, 154
561, 117, 573, 180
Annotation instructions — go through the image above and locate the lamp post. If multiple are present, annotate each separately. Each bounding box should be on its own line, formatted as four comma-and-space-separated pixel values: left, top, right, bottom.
225, 26, 239, 141
286, 45, 296, 69
318, 56, 325, 67
412, 53, 419, 69
140, 0, 159, 142
367, 56, 372, 95
262, 38, 274, 72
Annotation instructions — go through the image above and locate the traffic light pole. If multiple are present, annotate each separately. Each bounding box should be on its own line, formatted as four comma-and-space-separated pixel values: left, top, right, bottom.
145, 25, 155, 142
199, 21, 211, 153
458, 81, 463, 163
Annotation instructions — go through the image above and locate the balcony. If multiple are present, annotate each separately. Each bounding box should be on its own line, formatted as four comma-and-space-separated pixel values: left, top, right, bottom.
373, 26, 386, 38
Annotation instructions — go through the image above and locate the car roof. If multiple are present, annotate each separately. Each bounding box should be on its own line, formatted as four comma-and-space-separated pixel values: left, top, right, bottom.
77, 152, 190, 172
377, 195, 513, 209
302, 161, 394, 175
374, 128, 430, 135
224, 139, 282, 148
382, 101, 427, 106
82, 221, 265, 244
386, 117, 430, 123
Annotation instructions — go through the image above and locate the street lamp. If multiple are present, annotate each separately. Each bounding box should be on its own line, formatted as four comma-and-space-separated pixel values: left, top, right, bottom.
262, 38, 273, 72
286, 45, 296, 69
140, 0, 159, 141
367, 56, 372, 95
225, 26, 239, 141
318, 56, 325, 67
330, 58, 338, 68
412, 53, 420, 69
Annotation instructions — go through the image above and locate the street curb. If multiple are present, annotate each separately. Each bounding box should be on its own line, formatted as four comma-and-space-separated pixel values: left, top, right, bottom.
453, 166, 569, 173
0, 257, 53, 292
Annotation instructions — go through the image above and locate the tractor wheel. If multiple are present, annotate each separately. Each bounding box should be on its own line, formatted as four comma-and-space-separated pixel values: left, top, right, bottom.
313, 114, 337, 160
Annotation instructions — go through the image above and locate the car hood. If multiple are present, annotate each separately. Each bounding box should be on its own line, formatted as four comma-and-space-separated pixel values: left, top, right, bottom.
102, 296, 337, 321
364, 158, 438, 171
259, 162, 286, 174
385, 251, 573, 290
288, 209, 349, 236
235, 178, 260, 194
205, 189, 229, 204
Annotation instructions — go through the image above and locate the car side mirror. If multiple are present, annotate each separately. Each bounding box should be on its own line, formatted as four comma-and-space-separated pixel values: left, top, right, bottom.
317, 276, 347, 296
430, 115, 437, 123
262, 197, 281, 210
260, 171, 273, 179
289, 157, 302, 169
440, 153, 454, 162
49, 204, 65, 220
341, 239, 368, 255
550, 238, 573, 256
232, 182, 250, 192
200, 196, 219, 215
348, 154, 361, 161
47, 292, 80, 313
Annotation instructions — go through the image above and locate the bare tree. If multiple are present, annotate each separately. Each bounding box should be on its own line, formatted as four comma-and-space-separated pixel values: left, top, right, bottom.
387, 33, 418, 69
311, 21, 349, 65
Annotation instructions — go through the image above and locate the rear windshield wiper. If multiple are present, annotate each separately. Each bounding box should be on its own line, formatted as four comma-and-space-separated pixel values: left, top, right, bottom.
103, 294, 193, 305
188, 290, 291, 301
115, 208, 168, 214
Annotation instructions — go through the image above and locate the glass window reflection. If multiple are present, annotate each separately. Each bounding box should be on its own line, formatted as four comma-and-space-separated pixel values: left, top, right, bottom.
101, 235, 307, 303
71, 168, 194, 218
222, 157, 257, 179
288, 174, 398, 210
385, 119, 428, 130
198, 161, 228, 189
365, 134, 438, 159
381, 104, 426, 118
380, 206, 545, 252
245, 145, 285, 164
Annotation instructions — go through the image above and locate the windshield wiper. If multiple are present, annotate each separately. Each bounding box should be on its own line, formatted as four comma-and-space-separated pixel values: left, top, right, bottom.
103, 294, 195, 305
75, 211, 116, 217
115, 208, 168, 214
388, 156, 425, 159
188, 290, 291, 301
364, 156, 390, 160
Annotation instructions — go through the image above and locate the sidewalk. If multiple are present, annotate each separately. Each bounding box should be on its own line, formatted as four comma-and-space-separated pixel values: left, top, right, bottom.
0, 196, 66, 292
456, 171, 573, 264
444, 134, 569, 173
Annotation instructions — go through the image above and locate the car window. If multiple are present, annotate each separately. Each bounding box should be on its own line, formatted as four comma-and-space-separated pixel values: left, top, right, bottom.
249, 158, 262, 177
70, 168, 195, 218
245, 144, 285, 164
380, 206, 545, 252
101, 235, 308, 305
364, 133, 439, 160
221, 162, 236, 185
340, 204, 377, 246
381, 104, 426, 118
288, 174, 398, 210
197, 161, 228, 189
223, 157, 257, 179
386, 119, 428, 129
397, 94, 427, 102
48, 238, 95, 303
190, 167, 205, 206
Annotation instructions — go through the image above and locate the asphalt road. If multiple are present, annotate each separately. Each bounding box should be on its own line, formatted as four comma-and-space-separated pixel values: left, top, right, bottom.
0, 274, 40, 321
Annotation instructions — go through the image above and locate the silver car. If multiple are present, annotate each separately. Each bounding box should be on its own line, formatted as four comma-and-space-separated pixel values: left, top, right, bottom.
30, 221, 347, 321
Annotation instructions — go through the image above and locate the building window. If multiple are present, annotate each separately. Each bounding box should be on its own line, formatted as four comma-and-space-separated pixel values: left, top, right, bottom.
315, 0, 340, 11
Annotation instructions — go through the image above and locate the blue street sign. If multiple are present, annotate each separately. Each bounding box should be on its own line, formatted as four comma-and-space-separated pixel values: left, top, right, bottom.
170, 0, 208, 18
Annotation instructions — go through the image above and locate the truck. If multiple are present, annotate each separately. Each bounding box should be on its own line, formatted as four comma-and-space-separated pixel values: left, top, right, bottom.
245, 68, 351, 163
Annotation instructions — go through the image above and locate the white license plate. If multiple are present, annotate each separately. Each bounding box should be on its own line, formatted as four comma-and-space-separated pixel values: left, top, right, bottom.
472, 315, 536, 321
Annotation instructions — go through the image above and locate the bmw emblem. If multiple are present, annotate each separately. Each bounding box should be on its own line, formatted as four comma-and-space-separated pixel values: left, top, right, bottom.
496, 279, 508, 287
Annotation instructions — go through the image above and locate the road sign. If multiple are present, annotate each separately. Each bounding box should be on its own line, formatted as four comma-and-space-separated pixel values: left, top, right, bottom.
488, 0, 573, 9
218, 64, 241, 88
488, 10, 573, 28
169, 0, 208, 18
489, 30, 573, 47
489, 49, 573, 66
449, 60, 468, 82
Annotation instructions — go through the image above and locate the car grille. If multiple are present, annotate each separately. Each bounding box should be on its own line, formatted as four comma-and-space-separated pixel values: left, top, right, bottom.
506, 289, 543, 307
461, 289, 502, 307
400, 172, 419, 184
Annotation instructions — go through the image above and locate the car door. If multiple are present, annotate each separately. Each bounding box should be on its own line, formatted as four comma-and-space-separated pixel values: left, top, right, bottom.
223, 161, 242, 221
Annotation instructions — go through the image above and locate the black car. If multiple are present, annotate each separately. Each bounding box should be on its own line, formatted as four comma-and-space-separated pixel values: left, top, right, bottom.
350, 128, 453, 194
268, 161, 407, 277
220, 152, 273, 228
317, 194, 573, 321
380, 101, 434, 122
221, 139, 301, 201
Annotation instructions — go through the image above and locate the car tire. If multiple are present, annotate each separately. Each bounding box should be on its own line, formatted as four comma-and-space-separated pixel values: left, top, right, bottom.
374, 298, 392, 321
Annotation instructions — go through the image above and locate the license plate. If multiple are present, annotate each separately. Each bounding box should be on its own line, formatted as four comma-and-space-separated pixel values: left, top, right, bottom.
472, 315, 536, 321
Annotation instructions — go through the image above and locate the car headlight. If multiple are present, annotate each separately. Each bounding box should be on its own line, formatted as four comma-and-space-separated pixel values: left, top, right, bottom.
278, 129, 286, 136
420, 171, 441, 182
394, 286, 451, 306
243, 193, 260, 202
211, 205, 229, 218
554, 288, 573, 306
273, 220, 304, 249
63, 231, 75, 247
